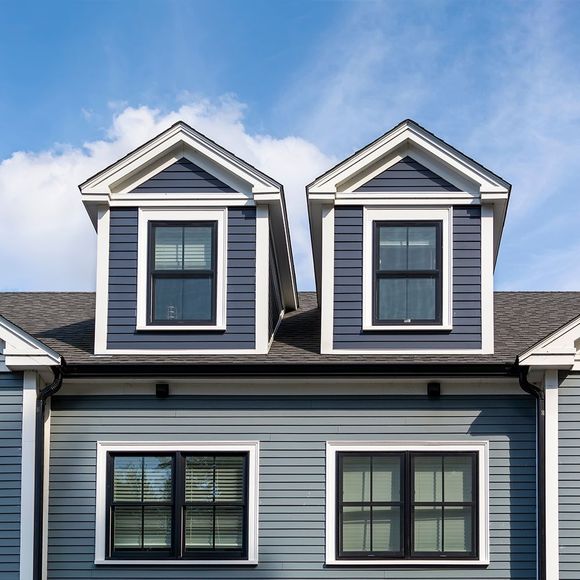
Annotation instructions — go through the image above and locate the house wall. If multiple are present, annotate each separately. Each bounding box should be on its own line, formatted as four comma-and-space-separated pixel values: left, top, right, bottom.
558, 371, 580, 578
0, 370, 23, 580
268, 235, 283, 339
47, 391, 535, 579
333, 205, 482, 350
106, 206, 256, 350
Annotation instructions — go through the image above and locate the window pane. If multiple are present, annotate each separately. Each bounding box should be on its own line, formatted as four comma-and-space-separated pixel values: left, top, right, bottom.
377, 278, 406, 321
414, 506, 443, 552
153, 277, 213, 322
414, 456, 443, 502
372, 455, 401, 502
143, 456, 172, 502
143, 506, 172, 548
155, 227, 183, 270
185, 506, 213, 549
342, 505, 371, 552
379, 226, 407, 270
444, 507, 473, 553
444, 456, 473, 502
184, 226, 213, 270
185, 456, 214, 502
342, 455, 371, 502
408, 226, 437, 270
215, 506, 244, 549
113, 456, 142, 502
182, 277, 213, 321
372, 506, 401, 552
407, 278, 436, 320
113, 506, 142, 549
215, 456, 245, 502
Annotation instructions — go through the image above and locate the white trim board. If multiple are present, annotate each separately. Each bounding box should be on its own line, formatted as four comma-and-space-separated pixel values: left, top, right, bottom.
94, 440, 260, 566
325, 440, 490, 566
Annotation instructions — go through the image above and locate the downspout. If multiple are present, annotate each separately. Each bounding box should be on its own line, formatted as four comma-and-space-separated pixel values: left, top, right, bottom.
518, 364, 545, 580
33, 365, 64, 580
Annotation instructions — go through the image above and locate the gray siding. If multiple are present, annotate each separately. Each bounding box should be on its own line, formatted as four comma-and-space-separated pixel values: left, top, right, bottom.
0, 371, 23, 579
107, 207, 256, 349
48, 392, 535, 580
131, 157, 235, 193
559, 371, 580, 578
268, 235, 283, 338
333, 205, 482, 350
355, 156, 460, 192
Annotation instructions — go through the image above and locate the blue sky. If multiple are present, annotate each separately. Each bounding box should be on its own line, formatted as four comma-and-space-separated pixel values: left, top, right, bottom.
1, 0, 580, 291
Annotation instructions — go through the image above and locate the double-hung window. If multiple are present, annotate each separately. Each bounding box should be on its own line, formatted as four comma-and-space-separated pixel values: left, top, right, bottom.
99, 444, 259, 564
327, 442, 488, 565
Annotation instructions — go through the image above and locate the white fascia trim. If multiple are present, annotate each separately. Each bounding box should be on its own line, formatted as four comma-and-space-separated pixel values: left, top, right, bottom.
135, 207, 227, 331
480, 205, 495, 354
254, 204, 270, 353
20, 371, 38, 580
95, 440, 260, 566
325, 440, 490, 567
93, 348, 265, 355
362, 207, 452, 331
94, 207, 110, 355
324, 347, 489, 355
320, 205, 335, 354
544, 370, 559, 580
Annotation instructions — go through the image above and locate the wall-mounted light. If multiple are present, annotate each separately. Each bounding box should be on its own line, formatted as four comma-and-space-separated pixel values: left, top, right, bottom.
156, 383, 169, 398
427, 382, 441, 398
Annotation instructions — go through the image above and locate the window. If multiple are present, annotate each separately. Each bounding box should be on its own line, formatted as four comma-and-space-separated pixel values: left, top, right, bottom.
96, 442, 259, 565
326, 442, 488, 566
362, 207, 452, 331
374, 222, 441, 325
136, 209, 227, 331
148, 222, 216, 325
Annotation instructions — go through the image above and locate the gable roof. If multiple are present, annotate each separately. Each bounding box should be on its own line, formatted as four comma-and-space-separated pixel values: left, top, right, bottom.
0, 291, 579, 373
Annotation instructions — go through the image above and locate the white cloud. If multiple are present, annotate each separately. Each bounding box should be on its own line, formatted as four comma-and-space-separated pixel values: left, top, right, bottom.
0, 99, 334, 291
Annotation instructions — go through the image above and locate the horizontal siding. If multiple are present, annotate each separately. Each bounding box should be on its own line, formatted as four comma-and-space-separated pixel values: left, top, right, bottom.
107, 207, 256, 349
559, 372, 580, 578
48, 393, 535, 580
0, 371, 23, 580
333, 205, 482, 350
131, 158, 235, 193
355, 157, 460, 192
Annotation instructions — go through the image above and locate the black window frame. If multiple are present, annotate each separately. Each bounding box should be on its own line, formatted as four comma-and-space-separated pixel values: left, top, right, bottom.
336, 451, 479, 561
147, 220, 218, 326
106, 451, 249, 561
373, 220, 443, 326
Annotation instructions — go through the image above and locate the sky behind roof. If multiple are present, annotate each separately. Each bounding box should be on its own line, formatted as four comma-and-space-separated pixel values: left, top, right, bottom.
1, 0, 580, 291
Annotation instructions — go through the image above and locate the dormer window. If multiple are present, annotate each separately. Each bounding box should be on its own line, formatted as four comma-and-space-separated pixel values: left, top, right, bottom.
136, 208, 227, 331
149, 222, 217, 325
363, 207, 452, 331
374, 222, 441, 326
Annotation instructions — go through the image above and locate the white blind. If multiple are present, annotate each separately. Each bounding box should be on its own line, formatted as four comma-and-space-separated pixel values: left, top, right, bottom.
154, 225, 212, 271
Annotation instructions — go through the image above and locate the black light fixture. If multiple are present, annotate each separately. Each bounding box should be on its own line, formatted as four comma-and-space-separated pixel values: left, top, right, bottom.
156, 383, 169, 398
427, 381, 441, 398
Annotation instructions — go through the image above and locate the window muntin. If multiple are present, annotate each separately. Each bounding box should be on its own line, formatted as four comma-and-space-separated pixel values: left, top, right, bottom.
373, 221, 442, 325
336, 451, 477, 561
106, 452, 248, 561
148, 221, 217, 325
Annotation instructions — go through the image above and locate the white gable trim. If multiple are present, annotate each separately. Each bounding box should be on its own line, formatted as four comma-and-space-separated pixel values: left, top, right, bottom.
0, 315, 61, 371
518, 314, 580, 369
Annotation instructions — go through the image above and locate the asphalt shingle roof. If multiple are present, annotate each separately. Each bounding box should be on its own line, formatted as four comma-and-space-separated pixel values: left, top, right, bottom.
1, 291, 580, 368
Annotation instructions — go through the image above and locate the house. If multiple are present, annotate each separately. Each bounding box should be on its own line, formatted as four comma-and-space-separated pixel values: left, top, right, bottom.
1, 118, 579, 580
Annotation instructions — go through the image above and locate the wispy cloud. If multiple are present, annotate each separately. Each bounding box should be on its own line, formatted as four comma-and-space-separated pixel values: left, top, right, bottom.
0, 99, 333, 291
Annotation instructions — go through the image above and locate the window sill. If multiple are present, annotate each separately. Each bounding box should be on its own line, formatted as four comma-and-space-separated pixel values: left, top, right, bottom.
362, 323, 453, 332
326, 557, 489, 566
95, 558, 257, 566
135, 324, 227, 332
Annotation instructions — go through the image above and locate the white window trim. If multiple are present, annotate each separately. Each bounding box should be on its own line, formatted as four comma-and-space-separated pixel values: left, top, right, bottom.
362, 206, 453, 331
136, 208, 228, 331
94, 440, 260, 566
325, 440, 490, 566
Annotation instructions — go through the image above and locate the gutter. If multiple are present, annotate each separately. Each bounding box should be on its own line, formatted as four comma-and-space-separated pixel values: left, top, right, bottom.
518, 364, 545, 580
33, 365, 64, 580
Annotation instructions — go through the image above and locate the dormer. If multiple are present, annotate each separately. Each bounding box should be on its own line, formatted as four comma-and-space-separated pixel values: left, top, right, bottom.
307, 119, 511, 355
80, 122, 297, 355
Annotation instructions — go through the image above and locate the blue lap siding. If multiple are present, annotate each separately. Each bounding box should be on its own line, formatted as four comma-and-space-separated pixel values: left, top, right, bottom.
333, 205, 482, 350
47, 392, 535, 580
106, 206, 256, 350
0, 371, 23, 580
